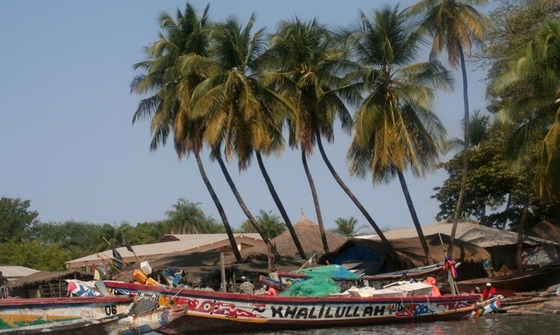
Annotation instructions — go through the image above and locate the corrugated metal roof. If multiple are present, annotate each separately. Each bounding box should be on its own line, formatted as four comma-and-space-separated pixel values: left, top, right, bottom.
65, 233, 264, 269
166, 233, 262, 241
372, 222, 558, 248
0, 266, 40, 281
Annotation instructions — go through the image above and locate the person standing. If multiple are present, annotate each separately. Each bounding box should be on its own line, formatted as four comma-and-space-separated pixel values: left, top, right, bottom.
0, 271, 8, 298
482, 282, 496, 299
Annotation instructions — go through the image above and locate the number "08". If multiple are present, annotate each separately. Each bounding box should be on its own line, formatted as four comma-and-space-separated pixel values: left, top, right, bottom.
104, 304, 118, 315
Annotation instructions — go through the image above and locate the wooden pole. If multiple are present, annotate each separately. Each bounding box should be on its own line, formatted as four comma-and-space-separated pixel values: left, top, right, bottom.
95, 253, 133, 282
220, 252, 226, 292
102, 236, 133, 268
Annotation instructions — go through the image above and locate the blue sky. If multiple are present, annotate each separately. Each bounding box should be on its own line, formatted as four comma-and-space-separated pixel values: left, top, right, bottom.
0, 0, 492, 232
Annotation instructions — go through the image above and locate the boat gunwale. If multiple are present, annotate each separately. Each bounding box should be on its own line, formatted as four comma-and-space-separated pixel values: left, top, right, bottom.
105, 281, 481, 304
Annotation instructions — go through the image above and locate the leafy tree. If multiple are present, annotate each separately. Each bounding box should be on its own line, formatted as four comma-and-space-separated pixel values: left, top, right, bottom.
344, 6, 452, 261
0, 240, 71, 271
238, 210, 286, 239
489, 21, 560, 200
405, 0, 494, 255
27, 220, 105, 259
131, 221, 165, 244
0, 197, 39, 243
483, 0, 560, 78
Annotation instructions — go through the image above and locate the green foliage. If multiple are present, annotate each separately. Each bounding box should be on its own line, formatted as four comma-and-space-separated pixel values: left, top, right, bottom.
163, 199, 223, 234
333, 216, 366, 238
433, 139, 560, 229
0, 240, 71, 271
238, 210, 286, 239
27, 221, 107, 259
0, 197, 38, 243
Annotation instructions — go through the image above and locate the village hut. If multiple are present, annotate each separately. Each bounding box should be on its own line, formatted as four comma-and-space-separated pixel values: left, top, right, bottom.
374, 222, 560, 276
10, 270, 93, 298
241, 213, 347, 262
319, 234, 491, 281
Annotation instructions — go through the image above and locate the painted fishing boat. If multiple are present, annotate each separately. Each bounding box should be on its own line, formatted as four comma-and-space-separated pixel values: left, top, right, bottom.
0, 296, 133, 335
453, 262, 560, 296
104, 281, 487, 334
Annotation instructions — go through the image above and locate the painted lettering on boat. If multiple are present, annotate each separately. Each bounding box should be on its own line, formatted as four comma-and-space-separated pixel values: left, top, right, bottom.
185, 298, 469, 321
269, 304, 404, 319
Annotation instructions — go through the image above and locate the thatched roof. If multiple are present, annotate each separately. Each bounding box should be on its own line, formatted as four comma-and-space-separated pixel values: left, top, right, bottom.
320, 234, 491, 271
241, 214, 346, 260
529, 220, 560, 243
12, 270, 93, 288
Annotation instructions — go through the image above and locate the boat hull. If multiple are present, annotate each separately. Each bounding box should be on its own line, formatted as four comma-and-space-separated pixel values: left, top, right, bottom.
105, 281, 482, 334
0, 296, 133, 335
454, 263, 560, 296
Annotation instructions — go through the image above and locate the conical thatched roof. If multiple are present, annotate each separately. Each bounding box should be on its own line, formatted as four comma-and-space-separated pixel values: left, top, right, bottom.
242, 214, 346, 260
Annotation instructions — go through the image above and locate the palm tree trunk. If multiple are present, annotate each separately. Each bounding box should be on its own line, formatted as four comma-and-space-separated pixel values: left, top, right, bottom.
503, 193, 513, 230
397, 171, 432, 262
449, 44, 470, 256
316, 136, 396, 253
256, 151, 307, 259
214, 154, 274, 250
194, 151, 242, 262
516, 199, 529, 273
301, 149, 329, 253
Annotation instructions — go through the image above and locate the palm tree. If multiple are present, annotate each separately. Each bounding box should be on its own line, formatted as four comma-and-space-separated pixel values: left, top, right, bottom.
405, 0, 493, 255
344, 6, 453, 262
129, 3, 243, 262
164, 198, 208, 234
447, 110, 492, 152
497, 21, 560, 198
186, 13, 292, 255
264, 17, 384, 254
239, 210, 287, 240
333, 217, 366, 238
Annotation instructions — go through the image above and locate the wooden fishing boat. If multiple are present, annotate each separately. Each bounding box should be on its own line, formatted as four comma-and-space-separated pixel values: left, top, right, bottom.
0, 296, 133, 334
104, 281, 487, 334
453, 262, 560, 296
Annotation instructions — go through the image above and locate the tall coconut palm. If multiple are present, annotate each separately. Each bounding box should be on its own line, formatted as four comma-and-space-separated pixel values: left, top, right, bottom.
262, 18, 342, 253
130, 3, 243, 262
264, 17, 393, 254
186, 13, 298, 256
344, 6, 453, 262
405, 0, 493, 255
